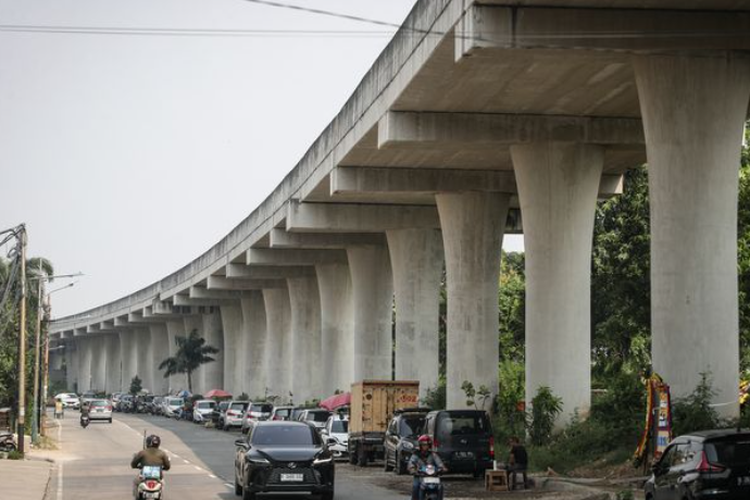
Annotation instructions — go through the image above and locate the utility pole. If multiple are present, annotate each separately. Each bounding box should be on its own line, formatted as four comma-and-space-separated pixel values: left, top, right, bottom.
41, 293, 50, 437
32, 260, 43, 444
17, 226, 27, 455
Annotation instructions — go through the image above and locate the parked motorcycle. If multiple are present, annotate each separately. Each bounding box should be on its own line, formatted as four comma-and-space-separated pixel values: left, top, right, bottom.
415, 464, 443, 500
80, 415, 90, 428
134, 465, 164, 500
0, 431, 17, 452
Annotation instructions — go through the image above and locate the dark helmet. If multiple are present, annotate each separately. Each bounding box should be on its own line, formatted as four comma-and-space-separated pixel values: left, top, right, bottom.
417, 435, 432, 447
146, 435, 161, 449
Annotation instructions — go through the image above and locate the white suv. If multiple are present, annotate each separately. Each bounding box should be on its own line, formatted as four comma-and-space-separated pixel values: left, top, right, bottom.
55, 393, 80, 409
193, 400, 216, 424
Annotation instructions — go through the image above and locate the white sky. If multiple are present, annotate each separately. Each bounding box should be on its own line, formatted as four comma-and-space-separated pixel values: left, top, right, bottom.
0, 0, 524, 318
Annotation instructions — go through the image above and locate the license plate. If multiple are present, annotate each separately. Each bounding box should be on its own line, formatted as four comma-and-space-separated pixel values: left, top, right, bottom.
281, 473, 304, 482
142, 493, 160, 499
423, 477, 440, 484
96, 409, 103, 412
738, 476, 750, 486
455, 451, 474, 459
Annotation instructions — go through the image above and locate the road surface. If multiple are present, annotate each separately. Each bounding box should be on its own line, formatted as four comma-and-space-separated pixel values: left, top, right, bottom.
48, 410, 406, 500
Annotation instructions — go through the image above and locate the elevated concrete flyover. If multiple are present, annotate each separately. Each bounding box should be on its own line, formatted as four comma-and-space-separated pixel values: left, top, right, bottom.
51, 0, 750, 421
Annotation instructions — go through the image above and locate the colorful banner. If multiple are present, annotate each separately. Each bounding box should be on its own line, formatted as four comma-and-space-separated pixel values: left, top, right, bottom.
634, 373, 672, 466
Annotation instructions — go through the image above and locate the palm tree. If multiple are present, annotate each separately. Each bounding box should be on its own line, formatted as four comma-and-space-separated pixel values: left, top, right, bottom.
159, 329, 219, 392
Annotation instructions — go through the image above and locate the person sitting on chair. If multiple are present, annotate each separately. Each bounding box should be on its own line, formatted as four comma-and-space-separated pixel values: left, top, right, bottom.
506, 436, 529, 490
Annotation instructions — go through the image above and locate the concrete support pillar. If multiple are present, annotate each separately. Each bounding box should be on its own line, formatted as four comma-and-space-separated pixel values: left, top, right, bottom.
633, 53, 750, 418
103, 335, 121, 394
220, 303, 243, 396
386, 229, 444, 398
51, 349, 64, 371
91, 337, 107, 393
165, 320, 189, 393
240, 291, 267, 398
347, 245, 394, 382
183, 315, 204, 394
134, 328, 153, 393
201, 311, 224, 391
119, 332, 137, 392
149, 324, 170, 395
65, 342, 79, 392
263, 288, 292, 402
436, 192, 509, 409
316, 263, 354, 394
512, 142, 604, 421
287, 275, 323, 402
79, 338, 93, 392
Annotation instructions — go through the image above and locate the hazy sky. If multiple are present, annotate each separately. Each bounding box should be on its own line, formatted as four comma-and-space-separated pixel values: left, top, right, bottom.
0, 0, 524, 318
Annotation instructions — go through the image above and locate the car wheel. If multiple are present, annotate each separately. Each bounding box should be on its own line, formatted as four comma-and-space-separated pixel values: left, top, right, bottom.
321, 488, 334, 500
348, 446, 357, 465
383, 450, 393, 472
108, 418, 112, 423
357, 447, 368, 467
234, 476, 242, 496
396, 452, 407, 475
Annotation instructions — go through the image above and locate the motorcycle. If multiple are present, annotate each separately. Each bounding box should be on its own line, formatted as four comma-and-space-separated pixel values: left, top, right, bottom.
416, 464, 443, 500
134, 465, 164, 500
80, 415, 90, 428
0, 431, 17, 452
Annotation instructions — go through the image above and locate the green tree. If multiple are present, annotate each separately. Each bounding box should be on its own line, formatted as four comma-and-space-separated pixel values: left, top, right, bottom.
738, 127, 750, 373
591, 166, 651, 379
158, 328, 219, 392
129, 375, 143, 396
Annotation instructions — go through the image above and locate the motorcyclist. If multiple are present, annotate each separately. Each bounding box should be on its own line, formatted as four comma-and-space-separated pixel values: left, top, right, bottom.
79, 401, 90, 427
407, 435, 447, 500
131, 434, 171, 479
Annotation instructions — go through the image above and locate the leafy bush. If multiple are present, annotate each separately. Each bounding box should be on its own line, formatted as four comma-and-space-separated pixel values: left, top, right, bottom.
422, 378, 446, 410
671, 372, 720, 436
7, 450, 23, 460
528, 386, 562, 446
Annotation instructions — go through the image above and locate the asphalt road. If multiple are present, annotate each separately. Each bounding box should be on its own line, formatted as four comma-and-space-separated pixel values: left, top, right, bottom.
49, 410, 406, 500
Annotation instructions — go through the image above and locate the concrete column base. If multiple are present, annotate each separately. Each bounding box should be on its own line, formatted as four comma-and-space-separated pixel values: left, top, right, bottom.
241, 291, 268, 398
316, 263, 354, 394
288, 275, 323, 402
263, 288, 292, 402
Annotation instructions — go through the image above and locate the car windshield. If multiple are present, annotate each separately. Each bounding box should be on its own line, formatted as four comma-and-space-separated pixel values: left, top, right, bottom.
291, 409, 305, 420
437, 413, 490, 439
252, 425, 317, 446
169, 398, 183, 406
331, 420, 348, 433
252, 404, 273, 412
706, 436, 750, 466
400, 418, 424, 437
307, 411, 330, 422
230, 402, 248, 411
275, 408, 291, 418
219, 402, 229, 411
196, 402, 215, 409
90, 400, 108, 407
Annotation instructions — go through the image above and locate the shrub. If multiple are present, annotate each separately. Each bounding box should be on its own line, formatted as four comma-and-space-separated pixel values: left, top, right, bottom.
422, 379, 446, 410
7, 450, 23, 460
671, 372, 720, 436
528, 386, 562, 446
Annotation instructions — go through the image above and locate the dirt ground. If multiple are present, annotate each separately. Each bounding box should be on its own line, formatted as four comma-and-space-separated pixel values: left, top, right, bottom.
337, 461, 632, 500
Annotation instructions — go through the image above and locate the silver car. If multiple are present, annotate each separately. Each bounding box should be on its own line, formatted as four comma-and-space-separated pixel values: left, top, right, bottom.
88, 399, 113, 423
163, 397, 184, 418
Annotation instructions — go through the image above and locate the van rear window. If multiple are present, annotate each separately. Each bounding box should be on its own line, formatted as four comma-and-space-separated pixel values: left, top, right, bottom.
706, 438, 750, 466
437, 414, 490, 439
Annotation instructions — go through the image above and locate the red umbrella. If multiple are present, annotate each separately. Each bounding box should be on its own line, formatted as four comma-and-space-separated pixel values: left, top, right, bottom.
319, 392, 351, 411
204, 389, 232, 399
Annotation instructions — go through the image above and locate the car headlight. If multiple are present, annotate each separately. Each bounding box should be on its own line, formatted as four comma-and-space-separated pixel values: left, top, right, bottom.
402, 441, 415, 451
247, 455, 270, 465
313, 455, 333, 465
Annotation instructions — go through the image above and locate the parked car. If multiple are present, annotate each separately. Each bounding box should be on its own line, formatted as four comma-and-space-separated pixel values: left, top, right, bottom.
233, 421, 335, 500
290, 408, 306, 422
150, 396, 164, 415
193, 399, 217, 424
212, 401, 230, 428
383, 408, 430, 474
321, 414, 349, 459
163, 397, 184, 418
111, 393, 122, 409
269, 406, 297, 421
88, 399, 113, 423
55, 393, 80, 410
644, 429, 750, 500
240, 402, 274, 434
223, 401, 250, 431
421, 409, 494, 477
117, 394, 134, 412
296, 409, 331, 430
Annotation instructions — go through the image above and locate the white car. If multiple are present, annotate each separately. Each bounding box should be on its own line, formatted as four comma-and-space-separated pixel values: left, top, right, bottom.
321, 415, 349, 459
55, 393, 80, 409
192, 399, 216, 424
87, 399, 113, 423
163, 397, 184, 418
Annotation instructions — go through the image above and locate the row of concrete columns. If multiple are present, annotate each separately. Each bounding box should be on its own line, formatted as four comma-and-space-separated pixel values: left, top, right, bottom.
62, 53, 750, 421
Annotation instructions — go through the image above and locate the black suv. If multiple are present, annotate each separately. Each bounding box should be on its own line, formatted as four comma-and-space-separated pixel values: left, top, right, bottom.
234, 421, 334, 500
383, 408, 430, 475
645, 429, 750, 500
422, 410, 494, 477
